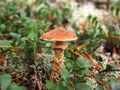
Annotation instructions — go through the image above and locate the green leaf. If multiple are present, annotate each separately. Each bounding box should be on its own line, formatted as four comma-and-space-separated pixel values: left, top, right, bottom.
67, 87, 74, 90
110, 6, 114, 12
28, 32, 36, 39
10, 33, 21, 39
7, 83, 18, 90
95, 85, 105, 90
110, 80, 120, 90
21, 37, 27, 41
87, 15, 92, 21
7, 83, 27, 90
39, 29, 44, 35
54, 86, 61, 90
61, 81, 67, 87
44, 47, 52, 54
0, 40, 11, 46
0, 74, 12, 90
65, 58, 74, 71
76, 57, 92, 68
115, 7, 120, 16
75, 69, 91, 77
66, 61, 74, 71
60, 68, 70, 80
75, 71, 84, 77
75, 83, 92, 90
64, 49, 71, 58
46, 80, 57, 90
0, 24, 6, 32
18, 86, 27, 90
82, 39, 90, 45
92, 17, 97, 24
106, 62, 117, 70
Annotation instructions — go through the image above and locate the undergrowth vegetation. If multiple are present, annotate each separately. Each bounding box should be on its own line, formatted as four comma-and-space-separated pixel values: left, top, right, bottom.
0, 0, 120, 90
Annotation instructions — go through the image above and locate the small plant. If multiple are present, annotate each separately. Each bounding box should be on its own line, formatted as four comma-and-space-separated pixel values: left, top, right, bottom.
0, 74, 27, 90
46, 56, 93, 90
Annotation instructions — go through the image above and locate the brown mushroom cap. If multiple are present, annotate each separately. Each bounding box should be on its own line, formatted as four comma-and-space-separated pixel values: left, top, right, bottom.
40, 28, 77, 41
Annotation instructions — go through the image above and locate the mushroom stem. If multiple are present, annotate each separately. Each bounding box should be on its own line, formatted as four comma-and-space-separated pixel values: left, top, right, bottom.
55, 41, 64, 45
50, 42, 68, 82
50, 48, 64, 82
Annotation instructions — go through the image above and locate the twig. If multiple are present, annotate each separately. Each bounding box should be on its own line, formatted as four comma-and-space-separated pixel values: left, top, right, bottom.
12, 76, 22, 81
70, 48, 101, 70
34, 75, 42, 90
85, 52, 101, 70
100, 68, 120, 73
0, 45, 23, 49
91, 74, 111, 90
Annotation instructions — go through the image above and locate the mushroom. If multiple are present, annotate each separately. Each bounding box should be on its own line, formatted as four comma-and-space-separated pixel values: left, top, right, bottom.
41, 28, 77, 82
